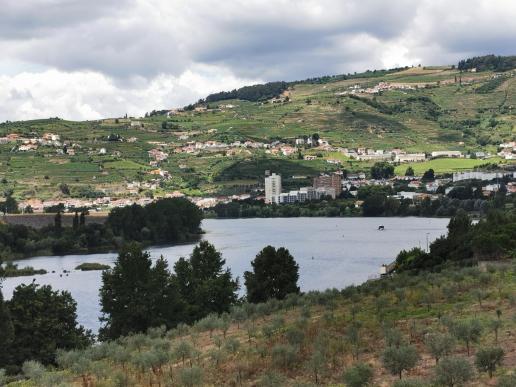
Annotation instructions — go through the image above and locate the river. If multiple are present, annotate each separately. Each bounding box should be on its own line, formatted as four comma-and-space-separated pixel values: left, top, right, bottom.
1, 217, 449, 333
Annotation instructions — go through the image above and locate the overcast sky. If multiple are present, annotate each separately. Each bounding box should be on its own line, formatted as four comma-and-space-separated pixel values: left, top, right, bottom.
0, 0, 515, 121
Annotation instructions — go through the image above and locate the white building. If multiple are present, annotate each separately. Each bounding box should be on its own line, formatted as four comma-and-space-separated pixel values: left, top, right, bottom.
265, 173, 282, 204
453, 171, 514, 182
395, 153, 426, 163
431, 151, 462, 158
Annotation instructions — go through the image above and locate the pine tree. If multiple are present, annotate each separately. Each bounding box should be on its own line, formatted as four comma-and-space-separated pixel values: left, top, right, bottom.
244, 246, 300, 303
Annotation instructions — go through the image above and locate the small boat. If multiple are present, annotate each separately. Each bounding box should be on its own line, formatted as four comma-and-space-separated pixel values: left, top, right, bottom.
378, 225, 385, 231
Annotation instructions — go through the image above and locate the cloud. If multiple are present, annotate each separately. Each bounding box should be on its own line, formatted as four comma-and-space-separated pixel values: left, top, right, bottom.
0, 0, 514, 120
0, 64, 260, 121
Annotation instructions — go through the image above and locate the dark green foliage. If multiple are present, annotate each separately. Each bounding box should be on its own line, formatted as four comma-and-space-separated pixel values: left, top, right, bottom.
405, 167, 415, 177
342, 363, 374, 387
458, 55, 516, 72
244, 246, 300, 303
74, 262, 110, 271
99, 243, 186, 340
174, 241, 239, 323
0, 287, 14, 367
203, 81, 288, 103
422, 169, 435, 182
4, 283, 92, 369
107, 198, 202, 243
475, 347, 504, 378
0, 198, 202, 260
371, 162, 395, 180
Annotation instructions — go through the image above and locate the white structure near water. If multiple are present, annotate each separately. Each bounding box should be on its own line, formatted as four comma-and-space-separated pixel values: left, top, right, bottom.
265, 173, 282, 203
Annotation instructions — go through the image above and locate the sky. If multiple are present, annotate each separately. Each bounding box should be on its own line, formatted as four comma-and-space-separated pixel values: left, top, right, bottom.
0, 0, 515, 122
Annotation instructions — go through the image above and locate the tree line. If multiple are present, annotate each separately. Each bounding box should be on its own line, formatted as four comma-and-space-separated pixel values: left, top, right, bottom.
458, 54, 516, 72
0, 198, 202, 260
395, 209, 516, 272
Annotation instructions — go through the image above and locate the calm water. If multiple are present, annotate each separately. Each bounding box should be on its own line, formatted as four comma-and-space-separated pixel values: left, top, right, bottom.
1, 217, 449, 333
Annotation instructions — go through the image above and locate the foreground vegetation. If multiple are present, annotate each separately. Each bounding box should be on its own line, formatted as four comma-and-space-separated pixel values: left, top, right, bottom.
1, 208, 515, 385
2, 258, 514, 386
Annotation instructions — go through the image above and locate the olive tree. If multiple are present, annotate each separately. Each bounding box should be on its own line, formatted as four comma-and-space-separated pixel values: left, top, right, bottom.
425, 333, 455, 364
450, 319, 482, 356
433, 356, 473, 387
382, 345, 419, 380
342, 363, 374, 387
475, 347, 504, 378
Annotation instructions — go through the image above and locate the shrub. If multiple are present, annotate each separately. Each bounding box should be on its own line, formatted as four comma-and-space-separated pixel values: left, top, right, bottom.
179, 366, 203, 387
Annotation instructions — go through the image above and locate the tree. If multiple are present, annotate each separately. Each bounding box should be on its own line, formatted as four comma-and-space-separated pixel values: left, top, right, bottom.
6, 283, 92, 368
475, 347, 504, 378
425, 333, 455, 364
382, 345, 419, 379
405, 166, 415, 177
174, 241, 239, 322
0, 195, 18, 214
422, 169, 435, 182
342, 363, 374, 387
244, 246, 300, 303
451, 319, 482, 356
99, 243, 185, 340
72, 212, 79, 231
54, 211, 62, 231
433, 356, 473, 387
371, 162, 395, 180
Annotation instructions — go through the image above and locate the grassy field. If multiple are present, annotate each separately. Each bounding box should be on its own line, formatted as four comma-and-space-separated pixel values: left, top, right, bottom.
394, 157, 506, 175
0, 66, 514, 199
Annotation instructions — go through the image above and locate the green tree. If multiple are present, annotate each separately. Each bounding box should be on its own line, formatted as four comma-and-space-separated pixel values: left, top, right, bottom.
174, 241, 239, 322
342, 363, 374, 387
244, 246, 300, 303
425, 333, 455, 364
475, 347, 504, 378
422, 169, 435, 182
433, 356, 473, 387
382, 345, 419, 379
405, 166, 415, 177
6, 283, 92, 368
451, 319, 482, 356
99, 243, 185, 340
371, 162, 395, 180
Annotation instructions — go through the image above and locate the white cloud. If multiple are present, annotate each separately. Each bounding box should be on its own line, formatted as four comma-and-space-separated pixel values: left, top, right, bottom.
0, 0, 514, 121
0, 65, 260, 121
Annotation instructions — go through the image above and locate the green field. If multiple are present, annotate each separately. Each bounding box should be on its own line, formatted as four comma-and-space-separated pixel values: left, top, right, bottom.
394, 157, 506, 175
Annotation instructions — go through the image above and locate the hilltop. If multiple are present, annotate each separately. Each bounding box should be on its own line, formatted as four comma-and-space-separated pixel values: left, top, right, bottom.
0, 56, 515, 201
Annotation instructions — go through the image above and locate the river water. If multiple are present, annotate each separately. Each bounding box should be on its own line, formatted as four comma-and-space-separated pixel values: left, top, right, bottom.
1, 217, 449, 333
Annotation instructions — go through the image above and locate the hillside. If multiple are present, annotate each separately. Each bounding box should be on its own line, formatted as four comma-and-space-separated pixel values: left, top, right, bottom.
7, 259, 515, 386
0, 61, 515, 201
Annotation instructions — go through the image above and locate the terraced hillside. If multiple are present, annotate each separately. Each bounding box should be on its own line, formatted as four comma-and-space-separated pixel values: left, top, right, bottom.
0, 65, 514, 200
